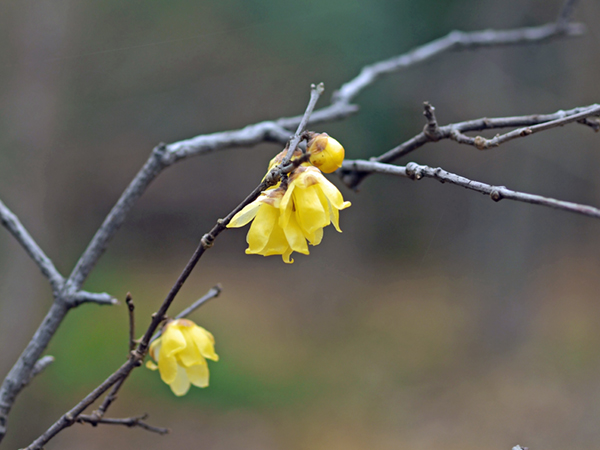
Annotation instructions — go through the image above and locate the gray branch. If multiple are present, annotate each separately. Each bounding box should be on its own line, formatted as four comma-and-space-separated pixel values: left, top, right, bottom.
76, 413, 169, 435
148, 284, 223, 345
342, 160, 600, 220
71, 291, 119, 307
25, 356, 55, 387
342, 104, 600, 189
0, 200, 64, 293
332, 21, 584, 104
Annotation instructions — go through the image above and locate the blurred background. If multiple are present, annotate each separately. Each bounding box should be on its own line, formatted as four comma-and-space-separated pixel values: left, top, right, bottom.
1, 0, 600, 449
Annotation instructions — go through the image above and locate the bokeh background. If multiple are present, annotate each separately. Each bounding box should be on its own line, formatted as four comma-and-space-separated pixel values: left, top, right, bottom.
1, 0, 600, 449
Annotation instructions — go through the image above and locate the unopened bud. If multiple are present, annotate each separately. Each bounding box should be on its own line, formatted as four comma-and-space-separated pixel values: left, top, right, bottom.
307, 133, 345, 173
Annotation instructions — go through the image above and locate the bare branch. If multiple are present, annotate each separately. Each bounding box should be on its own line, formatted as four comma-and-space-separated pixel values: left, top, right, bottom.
147, 284, 223, 345
71, 291, 119, 307
453, 105, 600, 150
282, 83, 325, 165
0, 199, 64, 293
126, 293, 135, 353
333, 22, 584, 104
557, 0, 580, 29
174, 284, 222, 321
64, 146, 169, 292
0, 302, 70, 439
25, 356, 55, 387
25, 359, 138, 450
342, 160, 600, 220
77, 413, 169, 435
341, 104, 600, 189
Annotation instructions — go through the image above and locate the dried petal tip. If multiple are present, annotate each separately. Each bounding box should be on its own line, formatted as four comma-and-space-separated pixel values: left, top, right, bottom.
307, 133, 345, 174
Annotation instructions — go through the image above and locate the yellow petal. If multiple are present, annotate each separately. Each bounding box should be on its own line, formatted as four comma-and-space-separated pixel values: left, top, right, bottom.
246, 204, 278, 253
149, 339, 162, 362
227, 201, 261, 228
146, 360, 158, 371
190, 326, 219, 361
316, 176, 351, 211
306, 226, 323, 246
294, 185, 328, 234
177, 331, 205, 367
283, 213, 309, 256
186, 362, 210, 388
258, 220, 290, 257
282, 246, 294, 264
161, 324, 186, 358
278, 182, 296, 229
158, 354, 179, 384
169, 364, 191, 396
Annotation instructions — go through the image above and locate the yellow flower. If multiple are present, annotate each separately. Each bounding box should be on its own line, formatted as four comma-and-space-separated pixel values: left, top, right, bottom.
307, 133, 345, 174
146, 319, 219, 396
228, 165, 351, 263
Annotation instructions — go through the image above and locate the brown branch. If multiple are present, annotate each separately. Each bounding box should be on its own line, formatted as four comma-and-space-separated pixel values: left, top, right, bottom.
281, 83, 325, 165
77, 413, 169, 435
125, 293, 135, 353
341, 103, 600, 189
341, 160, 600, 220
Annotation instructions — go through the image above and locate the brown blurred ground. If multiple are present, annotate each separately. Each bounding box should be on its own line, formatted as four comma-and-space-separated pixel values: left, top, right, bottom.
1, 0, 600, 449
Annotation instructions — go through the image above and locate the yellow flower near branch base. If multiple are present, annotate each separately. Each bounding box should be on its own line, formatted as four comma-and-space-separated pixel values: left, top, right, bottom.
228, 165, 351, 263
146, 319, 218, 396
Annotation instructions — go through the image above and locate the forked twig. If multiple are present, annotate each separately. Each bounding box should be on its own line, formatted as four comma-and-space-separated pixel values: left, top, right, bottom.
341, 160, 600, 220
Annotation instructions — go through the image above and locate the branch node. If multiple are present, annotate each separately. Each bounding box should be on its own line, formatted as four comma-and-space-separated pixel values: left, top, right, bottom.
422, 102, 443, 141
405, 162, 423, 180
200, 233, 215, 249
473, 136, 490, 150
519, 128, 533, 136
153, 142, 175, 166
490, 189, 504, 202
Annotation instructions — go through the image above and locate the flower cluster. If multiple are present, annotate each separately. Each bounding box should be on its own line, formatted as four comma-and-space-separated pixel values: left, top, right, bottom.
146, 319, 218, 396
227, 133, 351, 263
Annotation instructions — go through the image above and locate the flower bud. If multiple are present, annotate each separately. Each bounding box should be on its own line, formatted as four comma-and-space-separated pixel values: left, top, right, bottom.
307, 133, 345, 173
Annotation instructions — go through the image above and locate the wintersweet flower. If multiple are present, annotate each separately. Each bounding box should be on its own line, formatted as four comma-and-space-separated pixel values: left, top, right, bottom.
228, 164, 351, 263
146, 318, 218, 396
307, 133, 345, 173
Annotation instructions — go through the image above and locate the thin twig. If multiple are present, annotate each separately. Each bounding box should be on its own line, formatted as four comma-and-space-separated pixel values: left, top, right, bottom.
126, 293, 135, 353
24, 356, 55, 387
342, 160, 600, 220
332, 22, 584, 104
92, 379, 125, 421
174, 284, 222, 320
77, 413, 169, 435
341, 104, 600, 189
557, 0, 580, 29
282, 83, 325, 165
71, 291, 119, 307
453, 104, 600, 150
146, 284, 223, 345
0, 200, 64, 293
